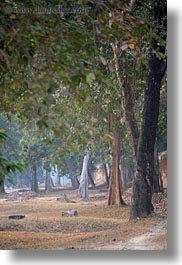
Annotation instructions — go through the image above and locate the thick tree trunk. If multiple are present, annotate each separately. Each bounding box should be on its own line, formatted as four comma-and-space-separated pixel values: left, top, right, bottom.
78, 151, 90, 200
88, 168, 95, 187
121, 85, 139, 169
65, 159, 79, 190
107, 114, 125, 206
130, 0, 167, 218
112, 45, 139, 169
45, 170, 53, 193
130, 66, 164, 217
31, 164, 39, 193
70, 176, 79, 190
0, 180, 5, 194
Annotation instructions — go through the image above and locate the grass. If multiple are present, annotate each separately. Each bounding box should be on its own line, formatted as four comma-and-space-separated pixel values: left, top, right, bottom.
0, 187, 166, 250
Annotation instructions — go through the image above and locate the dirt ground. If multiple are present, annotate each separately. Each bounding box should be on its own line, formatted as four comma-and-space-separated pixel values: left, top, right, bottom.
0, 186, 167, 250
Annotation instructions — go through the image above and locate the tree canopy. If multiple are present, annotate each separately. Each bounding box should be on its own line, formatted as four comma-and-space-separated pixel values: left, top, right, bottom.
0, 0, 167, 218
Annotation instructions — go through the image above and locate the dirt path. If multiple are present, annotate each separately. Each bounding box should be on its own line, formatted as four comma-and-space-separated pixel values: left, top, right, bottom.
96, 218, 167, 250
0, 189, 167, 250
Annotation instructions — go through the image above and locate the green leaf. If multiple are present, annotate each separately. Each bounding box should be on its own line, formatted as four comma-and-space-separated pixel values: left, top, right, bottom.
99, 55, 107, 65
86, 73, 95, 83
47, 87, 53, 94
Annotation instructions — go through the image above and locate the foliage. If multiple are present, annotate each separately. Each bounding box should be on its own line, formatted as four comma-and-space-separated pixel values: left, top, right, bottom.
0, 128, 26, 184
0, 0, 167, 188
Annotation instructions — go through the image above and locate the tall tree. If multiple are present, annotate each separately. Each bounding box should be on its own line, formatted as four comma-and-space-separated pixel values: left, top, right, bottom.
108, 0, 166, 215
65, 157, 80, 190
0, 1, 167, 218
107, 113, 125, 206
55, 165, 61, 186
0, 120, 26, 190
130, 0, 167, 218
78, 151, 90, 200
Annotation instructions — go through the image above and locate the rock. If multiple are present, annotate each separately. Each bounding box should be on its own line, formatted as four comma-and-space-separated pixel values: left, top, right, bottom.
8, 214, 25, 220
62, 209, 78, 217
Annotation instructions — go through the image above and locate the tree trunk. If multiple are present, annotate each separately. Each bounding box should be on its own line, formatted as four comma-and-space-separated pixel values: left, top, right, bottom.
103, 163, 110, 187
107, 114, 125, 206
78, 151, 90, 200
17, 175, 23, 189
101, 153, 110, 187
153, 141, 162, 192
130, 0, 167, 218
24, 170, 32, 188
70, 176, 79, 190
159, 151, 167, 191
0, 180, 5, 194
88, 168, 95, 187
65, 159, 79, 190
120, 164, 126, 189
112, 45, 139, 169
55, 165, 61, 186
31, 164, 39, 193
45, 170, 53, 193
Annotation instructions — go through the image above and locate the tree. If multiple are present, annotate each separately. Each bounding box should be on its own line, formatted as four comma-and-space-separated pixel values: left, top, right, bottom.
31, 163, 39, 192
130, 0, 167, 218
55, 165, 61, 186
65, 157, 80, 190
0, 0, 167, 219
106, 0, 166, 216
45, 171, 53, 193
0, 129, 26, 193
78, 151, 90, 200
0, 119, 26, 191
107, 113, 125, 206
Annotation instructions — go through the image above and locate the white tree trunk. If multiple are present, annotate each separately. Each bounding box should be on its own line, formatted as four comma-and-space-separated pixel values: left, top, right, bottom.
55, 165, 61, 186
78, 151, 90, 200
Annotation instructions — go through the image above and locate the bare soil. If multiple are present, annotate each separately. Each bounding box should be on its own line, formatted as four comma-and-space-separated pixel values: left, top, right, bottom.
0, 187, 167, 250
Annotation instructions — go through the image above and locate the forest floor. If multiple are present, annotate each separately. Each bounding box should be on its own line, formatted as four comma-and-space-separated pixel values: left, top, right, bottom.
0, 185, 167, 250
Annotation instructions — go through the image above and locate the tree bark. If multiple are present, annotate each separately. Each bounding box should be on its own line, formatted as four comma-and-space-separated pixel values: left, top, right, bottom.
107, 114, 125, 206
78, 151, 90, 200
65, 158, 79, 190
70, 175, 79, 190
121, 82, 139, 169
31, 164, 39, 193
120, 164, 126, 189
17, 175, 23, 189
112, 45, 139, 169
88, 167, 95, 187
103, 163, 110, 187
45, 170, 53, 193
101, 153, 110, 187
55, 165, 61, 186
0, 180, 5, 194
130, 0, 167, 218
153, 141, 162, 192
